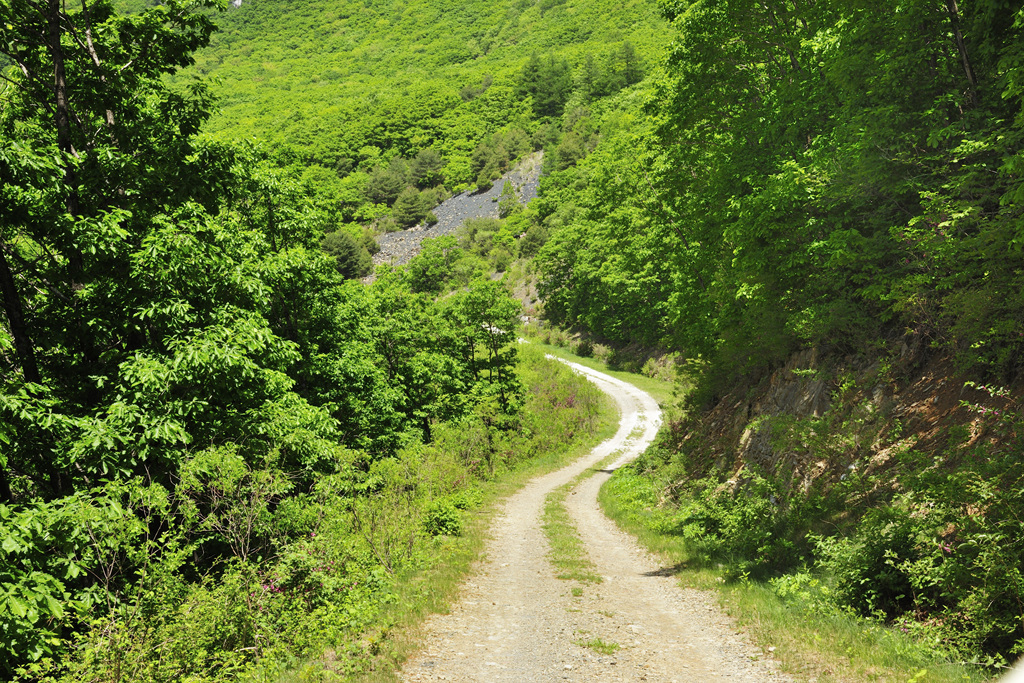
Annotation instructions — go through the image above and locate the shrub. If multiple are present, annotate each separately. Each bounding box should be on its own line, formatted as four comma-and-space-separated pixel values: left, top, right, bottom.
422, 499, 462, 537
675, 468, 808, 574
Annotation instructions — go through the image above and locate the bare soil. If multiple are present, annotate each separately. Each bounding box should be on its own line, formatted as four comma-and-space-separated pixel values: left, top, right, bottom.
400, 360, 790, 682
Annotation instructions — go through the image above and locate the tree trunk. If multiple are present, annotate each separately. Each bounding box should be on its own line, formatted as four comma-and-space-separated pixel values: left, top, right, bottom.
944, 0, 978, 107
0, 245, 41, 385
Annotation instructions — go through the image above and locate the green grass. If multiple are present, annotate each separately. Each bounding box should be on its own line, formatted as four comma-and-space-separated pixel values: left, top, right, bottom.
597, 466, 992, 683
575, 637, 620, 656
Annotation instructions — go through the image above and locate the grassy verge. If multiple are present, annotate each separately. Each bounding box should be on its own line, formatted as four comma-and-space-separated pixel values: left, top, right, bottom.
335, 351, 621, 683
597, 466, 991, 683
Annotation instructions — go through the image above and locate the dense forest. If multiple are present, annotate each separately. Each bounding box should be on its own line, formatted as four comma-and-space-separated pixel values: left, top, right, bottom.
3, 0, 1024, 678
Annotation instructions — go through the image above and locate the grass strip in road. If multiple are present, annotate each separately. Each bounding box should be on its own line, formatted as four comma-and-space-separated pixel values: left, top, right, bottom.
541, 441, 628, 589
542, 478, 605, 585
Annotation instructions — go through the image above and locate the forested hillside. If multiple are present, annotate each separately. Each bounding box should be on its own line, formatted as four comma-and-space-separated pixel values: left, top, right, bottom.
0, 0, 647, 679
181, 0, 669, 245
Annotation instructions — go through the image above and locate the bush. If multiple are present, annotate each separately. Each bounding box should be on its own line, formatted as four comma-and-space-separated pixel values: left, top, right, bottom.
675, 468, 808, 574
489, 247, 513, 273
518, 223, 548, 258
422, 499, 462, 537
813, 505, 923, 620
497, 181, 522, 218
476, 165, 496, 192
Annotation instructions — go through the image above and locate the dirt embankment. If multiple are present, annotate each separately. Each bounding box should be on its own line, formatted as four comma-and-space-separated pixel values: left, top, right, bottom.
672, 341, 1017, 493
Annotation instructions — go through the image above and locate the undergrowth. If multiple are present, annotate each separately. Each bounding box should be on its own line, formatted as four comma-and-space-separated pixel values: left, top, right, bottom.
7, 348, 616, 683
597, 373, 1024, 681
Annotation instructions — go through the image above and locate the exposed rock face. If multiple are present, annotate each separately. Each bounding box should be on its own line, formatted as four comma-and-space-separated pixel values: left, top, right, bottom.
735, 348, 831, 469
671, 338, 1012, 500
372, 152, 543, 269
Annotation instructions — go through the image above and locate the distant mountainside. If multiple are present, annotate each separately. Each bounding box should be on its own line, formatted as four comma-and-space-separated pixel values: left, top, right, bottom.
186, 0, 670, 175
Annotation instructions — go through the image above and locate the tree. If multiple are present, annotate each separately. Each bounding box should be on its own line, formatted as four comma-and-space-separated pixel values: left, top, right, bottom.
516, 52, 572, 118
364, 158, 409, 205
368, 274, 469, 443
321, 229, 372, 279
407, 236, 465, 293
409, 148, 445, 188
0, 0, 225, 500
391, 186, 429, 228
446, 281, 522, 414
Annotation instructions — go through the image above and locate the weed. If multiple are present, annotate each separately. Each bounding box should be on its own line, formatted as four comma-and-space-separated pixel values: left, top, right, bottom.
575, 637, 620, 655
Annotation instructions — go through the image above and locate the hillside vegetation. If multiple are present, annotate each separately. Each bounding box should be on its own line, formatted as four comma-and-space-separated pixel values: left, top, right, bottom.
533, 0, 1024, 674
0, 0, 643, 679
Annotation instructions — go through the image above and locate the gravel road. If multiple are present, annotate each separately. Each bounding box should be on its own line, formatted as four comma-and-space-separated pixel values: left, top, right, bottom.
400, 359, 791, 682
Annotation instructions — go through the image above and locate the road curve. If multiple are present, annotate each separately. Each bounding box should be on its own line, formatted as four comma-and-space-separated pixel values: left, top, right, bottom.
400, 358, 789, 682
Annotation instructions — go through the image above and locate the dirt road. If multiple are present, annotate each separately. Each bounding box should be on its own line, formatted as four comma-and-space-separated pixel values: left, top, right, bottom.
401, 360, 789, 682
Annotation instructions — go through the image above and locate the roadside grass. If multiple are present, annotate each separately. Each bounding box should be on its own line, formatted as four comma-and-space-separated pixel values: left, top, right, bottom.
598, 467, 992, 683
338, 355, 621, 683
526, 341, 680, 410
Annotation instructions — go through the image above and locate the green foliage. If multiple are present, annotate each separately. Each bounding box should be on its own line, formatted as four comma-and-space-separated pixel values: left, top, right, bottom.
577, 42, 644, 101
811, 389, 1024, 664
537, 0, 1024, 388
390, 186, 431, 228
321, 229, 373, 279
191, 0, 670, 189
497, 180, 523, 219
406, 236, 467, 294
670, 468, 810, 576
422, 498, 463, 537
457, 217, 506, 257
365, 158, 410, 206
409, 148, 446, 189
518, 222, 548, 258
0, 0, 630, 677
517, 52, 572, 118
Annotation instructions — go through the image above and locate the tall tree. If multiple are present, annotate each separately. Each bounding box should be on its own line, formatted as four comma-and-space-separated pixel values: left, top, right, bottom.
0, 0, 224, 498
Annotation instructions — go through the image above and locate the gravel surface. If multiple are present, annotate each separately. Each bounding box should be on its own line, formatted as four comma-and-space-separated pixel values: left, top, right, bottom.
400, 358, 791, 682
374, 152, 543, 267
